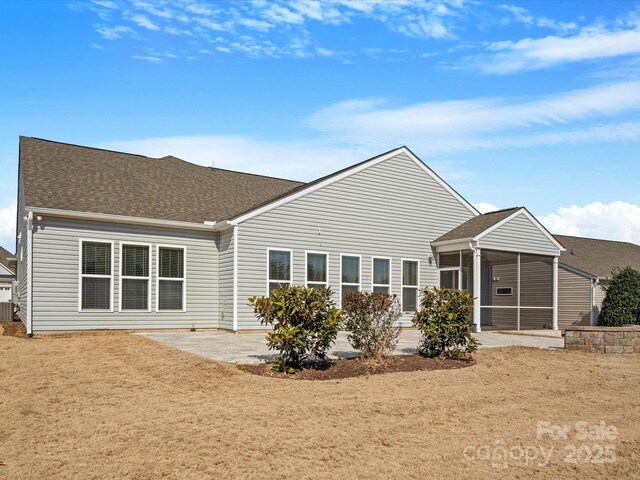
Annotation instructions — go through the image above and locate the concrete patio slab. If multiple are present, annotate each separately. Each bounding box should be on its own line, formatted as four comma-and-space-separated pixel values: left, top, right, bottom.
138, 329, 564, 364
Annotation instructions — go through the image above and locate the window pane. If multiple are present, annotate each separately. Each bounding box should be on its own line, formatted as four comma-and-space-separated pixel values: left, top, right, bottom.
373, 258, 390, 285
341, 256, 359, 283
403, 260, 418, 286
159, 247, 184, 278
122, 245, 149, 277
307, 253, 327, 283
440, 270, 459, 289
342, 284, 359, 301
402, 287, 417, 312
308, 283, 326, 290
269, 282, 289, 298
82, 242, 111, 275
269, 250, 290, 281
122, 279, 148, 310
82, 277, 110, 310
373, 286, 389, 294
159, 280, 183, 310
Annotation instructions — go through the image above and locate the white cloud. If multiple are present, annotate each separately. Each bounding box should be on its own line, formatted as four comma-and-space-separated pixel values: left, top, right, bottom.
0, 201, 16, 252
132, 55, 163, 63
101, 135, 375, 182
498, 4, 578, 32
538, 201, 640, 243
96, 25, 134, 40
474, 202, 499, 214
129, 14, 160, 31
307, 81, 640, 153
477, 26, 640, 74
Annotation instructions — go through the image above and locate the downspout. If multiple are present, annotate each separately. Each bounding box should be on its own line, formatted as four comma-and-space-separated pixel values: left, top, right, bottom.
552, 256, 559, 331
232, 223, 238, 332
26, 211, 33, 337
590, 278, 599, 326
469, 242, 481, 333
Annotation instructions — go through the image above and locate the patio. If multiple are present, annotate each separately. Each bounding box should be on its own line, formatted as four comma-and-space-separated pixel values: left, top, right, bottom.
138, 329, 564, 364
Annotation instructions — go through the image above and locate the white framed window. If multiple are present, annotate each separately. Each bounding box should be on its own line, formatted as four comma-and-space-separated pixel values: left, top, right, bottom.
120, 242, 151, 311
156, 245, 186, 312
305, 251, 328, 289
340, 254, 361, 302
79, 239, 114, 312
401, 259, 419, 312
372, 257, 391, 294
267, 248, 292, 297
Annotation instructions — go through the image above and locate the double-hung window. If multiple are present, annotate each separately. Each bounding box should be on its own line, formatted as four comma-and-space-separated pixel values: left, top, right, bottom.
402, 259, 419, 312
120, 243, 150, 311
268, 249, 292, 296
80, 240, 113, 311
341, 255, 360, 301
306, 252, 328, 289
372, 257, 391, 294
157, 246, 186, 311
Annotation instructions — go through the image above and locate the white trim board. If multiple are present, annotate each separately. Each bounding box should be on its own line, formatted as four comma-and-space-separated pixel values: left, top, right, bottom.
232, 147, 479, 224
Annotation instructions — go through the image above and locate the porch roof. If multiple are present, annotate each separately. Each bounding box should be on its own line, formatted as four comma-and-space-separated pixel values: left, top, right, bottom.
433, 207, 520, 243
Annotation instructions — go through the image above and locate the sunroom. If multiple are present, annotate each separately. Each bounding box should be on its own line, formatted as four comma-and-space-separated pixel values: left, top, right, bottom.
431, 207, 565, 332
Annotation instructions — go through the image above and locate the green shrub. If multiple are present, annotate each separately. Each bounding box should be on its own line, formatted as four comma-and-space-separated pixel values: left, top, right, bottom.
598, 266, 640, 326
342, 291, 402, 361
249, 285, 341, 373
412, 287, 478, 359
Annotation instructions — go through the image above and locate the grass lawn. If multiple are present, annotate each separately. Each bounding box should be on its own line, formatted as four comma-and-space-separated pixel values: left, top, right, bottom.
1, 327, 639, 479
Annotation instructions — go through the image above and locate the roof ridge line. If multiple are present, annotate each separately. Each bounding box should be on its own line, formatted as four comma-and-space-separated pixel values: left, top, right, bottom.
23, 136, 152, 159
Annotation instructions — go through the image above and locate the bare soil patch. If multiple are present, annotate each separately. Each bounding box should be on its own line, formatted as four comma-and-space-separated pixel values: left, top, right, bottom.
0, 320, 26, 337
239, 354, 472, 380
1, 331, 639, 479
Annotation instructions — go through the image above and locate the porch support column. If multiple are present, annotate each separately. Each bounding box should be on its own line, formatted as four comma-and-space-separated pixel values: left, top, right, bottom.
473, 247, 481, 333
552, 256, 559, 331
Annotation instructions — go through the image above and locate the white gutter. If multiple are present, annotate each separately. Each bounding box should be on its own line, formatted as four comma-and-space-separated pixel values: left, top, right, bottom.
27, 207, 220, 232
26, 211, 33, 337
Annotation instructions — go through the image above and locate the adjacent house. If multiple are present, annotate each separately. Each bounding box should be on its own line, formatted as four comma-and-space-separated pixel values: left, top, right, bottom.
0, 246, 16, 304
15, 136, 635, 335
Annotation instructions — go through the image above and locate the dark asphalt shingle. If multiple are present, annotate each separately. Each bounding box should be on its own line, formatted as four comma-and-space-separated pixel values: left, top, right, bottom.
20, 136, 305, 224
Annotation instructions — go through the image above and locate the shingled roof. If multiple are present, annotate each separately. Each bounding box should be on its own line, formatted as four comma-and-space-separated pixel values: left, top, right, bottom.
555, 235, 640, 279
19, 137, 305, 224
434, 207, 520, 243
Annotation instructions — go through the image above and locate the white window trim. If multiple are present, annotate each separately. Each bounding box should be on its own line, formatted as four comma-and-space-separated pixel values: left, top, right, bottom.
401, 258, 420, 312
371, 256, 392, 293
266, 248, 293, 296
156, 244, 187, 313
119, 241, 152, 312
305, 250, 329, 288
78, 238, 114, 313
340, 254, 361, 303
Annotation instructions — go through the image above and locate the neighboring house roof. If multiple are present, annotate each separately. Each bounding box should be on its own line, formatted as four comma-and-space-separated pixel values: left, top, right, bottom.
0, 246, 16, 275
20, 137, 304, 224
434, 207, 521, 242
555, 235, 640, 279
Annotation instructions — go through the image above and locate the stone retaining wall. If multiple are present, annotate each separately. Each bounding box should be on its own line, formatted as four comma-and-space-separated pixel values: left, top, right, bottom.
565, 326, 640, 353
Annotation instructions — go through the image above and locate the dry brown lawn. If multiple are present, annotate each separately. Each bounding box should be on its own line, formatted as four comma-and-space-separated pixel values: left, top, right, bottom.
1, 328, 639, 480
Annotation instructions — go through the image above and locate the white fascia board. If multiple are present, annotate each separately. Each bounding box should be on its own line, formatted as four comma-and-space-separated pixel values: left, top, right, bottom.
231, 146, 479, 224
28, 207, 217, 232
431, 240, 475, 253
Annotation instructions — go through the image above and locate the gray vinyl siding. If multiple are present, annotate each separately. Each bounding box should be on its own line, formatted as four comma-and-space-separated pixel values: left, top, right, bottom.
16, 172, 29, 324
218, 227, 234, 329
558, 266, 591, 329
31, 217, 218, 331
235, 152, 476, 330
480, 212, 560, 256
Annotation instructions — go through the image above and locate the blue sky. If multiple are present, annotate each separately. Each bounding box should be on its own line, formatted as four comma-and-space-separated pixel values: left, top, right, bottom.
1, 0, 640, 251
